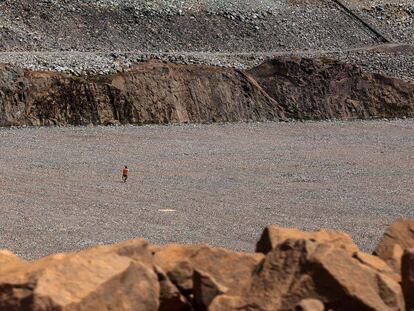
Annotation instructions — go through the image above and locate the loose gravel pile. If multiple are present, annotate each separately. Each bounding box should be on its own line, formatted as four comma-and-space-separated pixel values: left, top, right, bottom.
0, 0, 383, 52
0, 120, 412, 259
1, 0, 413, 80
343, 0, 414, 44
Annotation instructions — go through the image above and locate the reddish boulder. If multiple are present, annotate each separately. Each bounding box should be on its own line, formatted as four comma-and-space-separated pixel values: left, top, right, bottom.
153, 244, 263, 309
374, 218, 414, 273
295, 299, 324, 311
402, 249, 414, 311
211, 239, 405, 311
256, 225, 359, 254
155, 265, 190, 311
0, 250, 25, 268
193, 269, 228, 311
0, 240, 160, 311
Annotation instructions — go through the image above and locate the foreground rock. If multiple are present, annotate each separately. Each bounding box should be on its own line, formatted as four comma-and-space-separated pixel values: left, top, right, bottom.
0, 240, 160, 310
374, 219, 414, 273
0, 220, 413, 310
1, 57, 414, 127
256, 224, 359, 254
402, 249, 414, 311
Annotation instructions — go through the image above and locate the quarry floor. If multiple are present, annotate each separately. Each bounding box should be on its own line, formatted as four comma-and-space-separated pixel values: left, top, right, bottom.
0, 120, 413, 260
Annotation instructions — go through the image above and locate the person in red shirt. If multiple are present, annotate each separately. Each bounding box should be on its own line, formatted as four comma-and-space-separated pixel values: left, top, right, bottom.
122, 166, 129, 183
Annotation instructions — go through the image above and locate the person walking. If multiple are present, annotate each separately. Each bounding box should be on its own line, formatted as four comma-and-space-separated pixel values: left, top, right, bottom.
122, 166, 129, 183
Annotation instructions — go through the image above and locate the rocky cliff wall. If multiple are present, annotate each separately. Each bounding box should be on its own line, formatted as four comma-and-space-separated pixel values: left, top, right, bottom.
1, 57, 413, 127
248, 57, 414, 120
0, 61, 284, 126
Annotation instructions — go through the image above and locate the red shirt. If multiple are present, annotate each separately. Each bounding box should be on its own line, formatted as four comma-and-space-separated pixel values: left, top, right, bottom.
122, 168, 129, 176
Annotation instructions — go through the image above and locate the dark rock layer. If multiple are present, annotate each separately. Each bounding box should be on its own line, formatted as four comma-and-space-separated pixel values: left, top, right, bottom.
1, 57, 413, 127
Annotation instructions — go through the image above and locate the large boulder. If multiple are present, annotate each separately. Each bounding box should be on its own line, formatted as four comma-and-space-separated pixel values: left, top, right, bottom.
0, 240, 160, 311
154, 265, 191, 311
211, 239, 405, 311
153, 244, 264, 310
402, 249, 414, 311
256, 225, 359, 254
374, 219, 414, 272
0, 250, 26, 268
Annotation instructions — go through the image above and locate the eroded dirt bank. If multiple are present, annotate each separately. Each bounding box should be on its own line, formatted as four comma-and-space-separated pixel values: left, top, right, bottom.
1, 57, 414, 127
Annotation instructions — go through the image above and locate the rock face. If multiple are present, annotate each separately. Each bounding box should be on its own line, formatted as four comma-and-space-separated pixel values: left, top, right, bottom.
213, 238, 404, 311
1, 220, 413, 311
374, 219, 414, 273
248, 57, 414, 120
402, 249, 414, 311
0, 240, 160, 311
0, 62, 284, 127
256, 224, 359, 254
1, 57, 414, 127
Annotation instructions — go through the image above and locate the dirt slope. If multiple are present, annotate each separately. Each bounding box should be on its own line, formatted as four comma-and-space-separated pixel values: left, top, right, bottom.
1, 57, 413, 127
0, 0, 384, 53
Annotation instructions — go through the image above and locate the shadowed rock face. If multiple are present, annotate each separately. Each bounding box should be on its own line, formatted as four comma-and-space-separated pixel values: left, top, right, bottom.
248, 57, 414, 120
1, 219, 413, 311
0, 61, 284, 127
374, 219, 414, 273
1, 57, 414, 127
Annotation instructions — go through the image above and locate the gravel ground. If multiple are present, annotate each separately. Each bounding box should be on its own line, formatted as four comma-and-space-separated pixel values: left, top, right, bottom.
0, 0, 383, 52
343, 0, 414, 44
0, 120, 413, 260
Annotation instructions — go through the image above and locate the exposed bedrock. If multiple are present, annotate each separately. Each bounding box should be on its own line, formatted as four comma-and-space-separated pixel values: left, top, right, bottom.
1, 57, 413, 127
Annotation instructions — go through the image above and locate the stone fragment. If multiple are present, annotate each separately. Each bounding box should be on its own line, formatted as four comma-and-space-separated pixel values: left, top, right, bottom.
374, 218, 414, 273
193, 269, 228, 311
0, 241, 160, 311
401, 249, 414, 311
211, 239, 405, 311
0, 250, 26, 268
256, 224, 358, 254
295, 298, 324, 311
153, 244, 263, 301
155, 265, 190, 311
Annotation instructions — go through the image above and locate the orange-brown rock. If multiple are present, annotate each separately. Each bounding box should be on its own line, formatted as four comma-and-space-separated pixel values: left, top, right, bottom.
401, 249, 414, 311
153, 244, 263, 309
256, 224, 359, 254
0, 239, 160, 311
152, 244, 205, 295
193, 269, 228, 311
374, 218, 414, 273
211, 239, 405, 311
295, 298, 324, 311
0, 222, 413, 311
0, 250, 26, 268
154, 265, 190, 311
353, 251, 401, 282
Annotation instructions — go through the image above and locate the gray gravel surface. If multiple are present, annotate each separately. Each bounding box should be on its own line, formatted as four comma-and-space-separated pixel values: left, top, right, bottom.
343, 0, 414, 44
0, 120, 413, 260
0, 0, 383, 52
